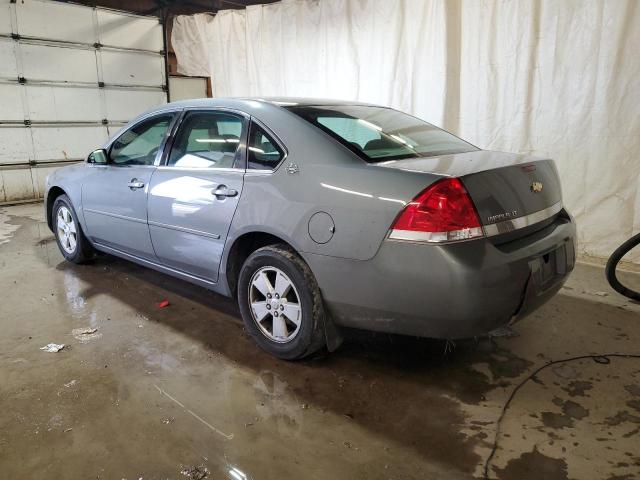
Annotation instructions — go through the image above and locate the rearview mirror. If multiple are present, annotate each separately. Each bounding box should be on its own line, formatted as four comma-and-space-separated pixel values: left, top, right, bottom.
87, 149, 108, 165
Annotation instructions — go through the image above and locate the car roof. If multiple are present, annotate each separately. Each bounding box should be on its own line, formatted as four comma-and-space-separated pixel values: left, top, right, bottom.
145, 96, 381, 115
244, 97, 380, 107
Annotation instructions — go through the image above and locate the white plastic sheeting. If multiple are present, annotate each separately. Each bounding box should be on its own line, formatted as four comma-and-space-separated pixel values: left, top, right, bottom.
172, 0, 640, 262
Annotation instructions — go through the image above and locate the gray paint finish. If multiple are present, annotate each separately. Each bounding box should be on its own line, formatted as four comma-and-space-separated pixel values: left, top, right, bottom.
45, 97, 576, 339
307, 216, 575, 338
82, 165, 157, 261
147, 167, 245, 282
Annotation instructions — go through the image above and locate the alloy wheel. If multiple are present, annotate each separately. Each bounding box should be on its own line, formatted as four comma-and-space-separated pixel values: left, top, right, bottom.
56, 205, 77, 254
248, 266, 302, 343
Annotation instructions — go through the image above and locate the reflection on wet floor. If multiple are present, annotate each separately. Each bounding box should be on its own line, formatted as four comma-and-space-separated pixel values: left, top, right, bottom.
1, 203, 640, 480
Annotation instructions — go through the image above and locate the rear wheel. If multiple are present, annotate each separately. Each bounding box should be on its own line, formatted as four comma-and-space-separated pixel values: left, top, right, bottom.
53, 194, 94, 264
238, 244, 326, 360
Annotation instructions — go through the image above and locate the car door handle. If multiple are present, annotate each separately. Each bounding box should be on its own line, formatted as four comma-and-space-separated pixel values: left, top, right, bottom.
127, 179, 145, 190
212, 186, 238, 198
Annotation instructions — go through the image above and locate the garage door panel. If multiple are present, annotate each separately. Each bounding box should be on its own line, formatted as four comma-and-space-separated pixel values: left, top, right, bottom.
104, 89, 166, 122
0, 39, 18, 79
27, 85, 102, 122
0, 84, 24, 121
17, 0, 94, 43
0, 168, 35, 202
97, 10, 163, 51
21, 44, 98, 83
106, 123, 126, 138
31, 126, 108, 161
101, 50, 164, 86
0, 128, 33, 164
0, 0, 167, 204
0, 0, 11, 35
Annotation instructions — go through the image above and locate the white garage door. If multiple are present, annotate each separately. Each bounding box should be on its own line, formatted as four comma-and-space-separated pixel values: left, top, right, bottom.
0, 0, 167, 203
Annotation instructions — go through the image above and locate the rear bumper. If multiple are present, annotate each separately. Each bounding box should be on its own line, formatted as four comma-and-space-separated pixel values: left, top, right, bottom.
305, 214, 576, 338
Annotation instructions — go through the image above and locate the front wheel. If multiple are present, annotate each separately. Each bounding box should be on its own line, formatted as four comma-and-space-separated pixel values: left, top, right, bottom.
52, 194, 94, 264
237, 244, 327, 360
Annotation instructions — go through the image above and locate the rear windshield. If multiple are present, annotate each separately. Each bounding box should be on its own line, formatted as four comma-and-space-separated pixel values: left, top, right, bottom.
286, 105, 478, 162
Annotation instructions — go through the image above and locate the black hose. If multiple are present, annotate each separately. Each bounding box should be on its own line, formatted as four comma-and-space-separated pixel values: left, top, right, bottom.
605, 232, 640, 301
482, 353, 640, 479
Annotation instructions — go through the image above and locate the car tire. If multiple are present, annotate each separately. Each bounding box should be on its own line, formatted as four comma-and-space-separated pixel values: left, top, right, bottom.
238, 244, 327, 360
52, 194, 95, 264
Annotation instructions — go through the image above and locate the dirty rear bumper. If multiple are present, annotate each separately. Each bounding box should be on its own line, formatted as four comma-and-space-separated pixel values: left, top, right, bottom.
305, 214, 576, 339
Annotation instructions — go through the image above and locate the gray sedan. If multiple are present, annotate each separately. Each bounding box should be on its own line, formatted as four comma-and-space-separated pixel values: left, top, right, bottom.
45, 98, 576, 359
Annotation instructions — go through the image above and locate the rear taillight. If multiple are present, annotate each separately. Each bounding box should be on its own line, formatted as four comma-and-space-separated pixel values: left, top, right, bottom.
389, 178, 483, 243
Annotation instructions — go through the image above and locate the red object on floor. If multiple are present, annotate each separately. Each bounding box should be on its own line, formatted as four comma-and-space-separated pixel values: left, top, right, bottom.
157, 299, 170, 308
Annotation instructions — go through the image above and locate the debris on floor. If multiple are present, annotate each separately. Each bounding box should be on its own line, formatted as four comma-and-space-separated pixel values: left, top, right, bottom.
154, 384, 234, 440
157, 299, 170, 309
72, 327, 101, 342
40, 343, 65, 353
180, 465, 209, 480
64, 380, 77, 388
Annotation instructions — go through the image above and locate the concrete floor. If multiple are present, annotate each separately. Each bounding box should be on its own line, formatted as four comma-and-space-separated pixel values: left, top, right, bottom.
1, 203, 639, 480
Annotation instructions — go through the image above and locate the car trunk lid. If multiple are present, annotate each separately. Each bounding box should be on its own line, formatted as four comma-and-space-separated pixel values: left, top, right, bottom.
375, 150, 563, 235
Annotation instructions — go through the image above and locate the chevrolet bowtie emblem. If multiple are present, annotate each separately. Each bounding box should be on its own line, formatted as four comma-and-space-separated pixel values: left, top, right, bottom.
530, 181, 543, 193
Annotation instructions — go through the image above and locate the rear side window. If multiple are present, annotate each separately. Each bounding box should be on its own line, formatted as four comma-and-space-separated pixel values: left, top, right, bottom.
247, 122, 284, 170
167, 111, 244, 169
287, 105, 477, 162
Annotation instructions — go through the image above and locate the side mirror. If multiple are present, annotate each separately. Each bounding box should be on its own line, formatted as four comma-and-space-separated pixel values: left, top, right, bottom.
87, 149, 108, 165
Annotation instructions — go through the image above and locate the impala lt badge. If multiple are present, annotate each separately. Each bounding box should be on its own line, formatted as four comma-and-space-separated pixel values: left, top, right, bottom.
530, 181, 543, 193
487, 210, 518, 223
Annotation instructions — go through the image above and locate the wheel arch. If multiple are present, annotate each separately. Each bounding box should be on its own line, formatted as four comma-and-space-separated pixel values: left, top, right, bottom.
46, 186, 67, 231
224, 230, 299, 299
223, 229, 344, 353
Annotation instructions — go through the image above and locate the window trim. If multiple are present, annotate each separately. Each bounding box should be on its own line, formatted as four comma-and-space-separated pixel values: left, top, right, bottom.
104, 109, 181, 168
160, 107, 250, 171
246, 116, 288, 173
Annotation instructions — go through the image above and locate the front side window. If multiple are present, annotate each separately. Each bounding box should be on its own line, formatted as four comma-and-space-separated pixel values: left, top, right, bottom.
247, 123, 284, 170
167, 111, 245, 169
110, 114, 174, 166
286, 105, 477, 162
